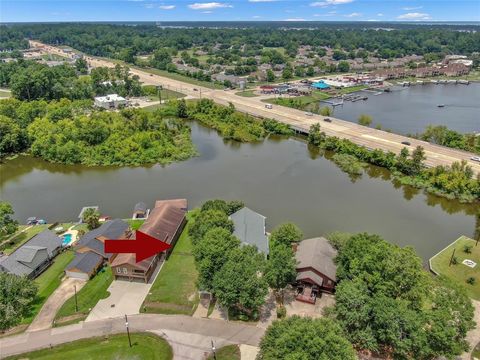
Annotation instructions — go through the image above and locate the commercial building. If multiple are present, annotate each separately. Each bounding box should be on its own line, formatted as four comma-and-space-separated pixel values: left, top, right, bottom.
94, 94, 127, 109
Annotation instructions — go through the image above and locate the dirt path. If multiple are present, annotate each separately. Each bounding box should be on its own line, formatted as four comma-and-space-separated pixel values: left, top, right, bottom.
28, 278, 86, 332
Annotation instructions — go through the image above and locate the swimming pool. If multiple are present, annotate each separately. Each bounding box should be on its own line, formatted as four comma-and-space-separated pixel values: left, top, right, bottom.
62, 233, 73, 246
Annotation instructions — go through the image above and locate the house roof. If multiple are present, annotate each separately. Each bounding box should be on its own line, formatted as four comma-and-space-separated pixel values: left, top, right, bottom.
0, 230, 62, 277
295, 237, 337, 281
110, 253, 154, 271
296, 270, 324, 287
110, 199, 187, 267
230, 207, 269, 255
142, 199, 187, 244
76, 219, 129, 258
66, 251, 103, 274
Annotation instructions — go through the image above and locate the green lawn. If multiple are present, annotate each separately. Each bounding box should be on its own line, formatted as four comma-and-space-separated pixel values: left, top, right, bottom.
207, 345, 241, 360
143, 213, 198, 315
0, 225, 50, 254
338, 85, 368, 94
126, 219, 145, 230
430, 236, 480, 300
263, 90, 332, 111
235, 90, 258, 97
146, 89, 186, 101
5, 332, 173, 360
55, 266, 113, 323
133, 65, 223, 89
22, 250, 75, 324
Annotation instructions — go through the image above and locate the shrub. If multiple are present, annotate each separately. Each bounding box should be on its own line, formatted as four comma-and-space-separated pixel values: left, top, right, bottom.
467, 277, 476, 285
463, 245, 473, 254
276, 305, 287, 319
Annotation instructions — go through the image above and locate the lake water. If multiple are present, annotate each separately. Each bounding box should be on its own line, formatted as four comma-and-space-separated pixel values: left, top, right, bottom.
1, 122, 477, 261
332, 82, 480, 134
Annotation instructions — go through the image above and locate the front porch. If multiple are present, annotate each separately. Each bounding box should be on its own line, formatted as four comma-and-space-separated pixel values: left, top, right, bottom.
295, 283, 319, 304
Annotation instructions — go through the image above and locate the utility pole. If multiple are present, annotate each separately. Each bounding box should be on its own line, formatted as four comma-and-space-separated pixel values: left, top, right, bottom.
157, 85, 163, 104
448, 248, 456, 266
125, 314, 132, 348
74, 285, 78, 312
211, 340, 217, 360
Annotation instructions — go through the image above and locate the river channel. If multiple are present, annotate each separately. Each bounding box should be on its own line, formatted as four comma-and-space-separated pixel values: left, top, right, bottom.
1, 120, 477, 261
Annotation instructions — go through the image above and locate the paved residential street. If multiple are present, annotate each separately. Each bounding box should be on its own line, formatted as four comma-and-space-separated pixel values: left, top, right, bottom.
27, 278, 86, 332
0, 314, 265, 359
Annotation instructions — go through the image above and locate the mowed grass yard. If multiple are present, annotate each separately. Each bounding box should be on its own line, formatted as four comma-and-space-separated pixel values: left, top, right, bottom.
55, 266, 113, 325
207, 345, 241, 360
5, 332, 173, 360
430, 236, 480, 300
143, 212, 198, 315
21, 250, 75, 325
0, 225, 50, 254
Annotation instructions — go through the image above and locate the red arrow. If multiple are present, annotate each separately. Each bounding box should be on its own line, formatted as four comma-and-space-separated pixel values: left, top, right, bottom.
104, 230, 171, 263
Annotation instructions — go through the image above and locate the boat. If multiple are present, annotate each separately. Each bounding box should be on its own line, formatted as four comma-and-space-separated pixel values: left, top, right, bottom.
430, 80, 438, 84
437, 104, 445, 108
458, 79, 470, 85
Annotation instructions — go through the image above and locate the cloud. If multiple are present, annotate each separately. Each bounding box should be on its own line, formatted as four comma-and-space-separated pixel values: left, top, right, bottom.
310, 0, 354, 7
377, 13, 383, 16
159, 5, 175, 9
252, 15, 262, 18
202, 10, 213, 13
284, 18, 306, 21
188, 2, 232, 10
402, 6, 423, 10
345, 12, 361, 17
144, 3, 155, 8
248, 0, 278, 2
397, 12, 431, 20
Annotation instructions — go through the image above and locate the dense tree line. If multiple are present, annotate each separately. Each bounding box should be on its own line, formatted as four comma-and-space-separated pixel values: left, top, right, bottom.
308, 124, 480, 202
416, 125, 480, 155
333, 233, 475, 359
177, 99, 293, 142
3, 23, 478, 61
0, 60, 143, 101
0, 98, 196, 166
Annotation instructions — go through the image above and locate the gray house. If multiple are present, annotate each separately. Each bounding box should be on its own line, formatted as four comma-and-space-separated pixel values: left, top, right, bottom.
230, 207, 269, 256
65, 219, 129, 280
0, 230, 63, 278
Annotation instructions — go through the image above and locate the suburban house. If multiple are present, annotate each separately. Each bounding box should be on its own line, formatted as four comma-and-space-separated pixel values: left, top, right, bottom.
230, 207, 269, 256
0, 230, 63, 278
294, 237, 337, 304
132, 202, 149, 219
65, 219, 130, 280
110, 198, 188, 282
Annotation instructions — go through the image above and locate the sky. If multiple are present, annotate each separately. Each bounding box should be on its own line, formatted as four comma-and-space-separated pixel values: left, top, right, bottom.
1, 0, 479, 23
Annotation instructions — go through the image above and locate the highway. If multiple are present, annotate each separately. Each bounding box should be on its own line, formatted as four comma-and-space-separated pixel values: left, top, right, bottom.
32, 40, 480, 176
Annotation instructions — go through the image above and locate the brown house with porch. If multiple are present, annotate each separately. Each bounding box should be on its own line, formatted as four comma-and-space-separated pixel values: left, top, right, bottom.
110, 198, 188, 282
294, 237, 337, 304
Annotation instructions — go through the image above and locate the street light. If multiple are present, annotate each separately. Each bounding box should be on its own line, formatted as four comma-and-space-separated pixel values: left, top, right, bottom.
211, 340, 217, 360
125, 314, 132, 348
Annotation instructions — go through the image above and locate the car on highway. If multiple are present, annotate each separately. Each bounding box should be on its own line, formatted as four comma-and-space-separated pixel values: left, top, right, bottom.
401, 141, 411, 146
470, 156, 480, 162
323, 118, 332, 123
305, 112, 313, 116
149, 74, 153, 77
193, 88, 198, 91
265, 104, 273, 109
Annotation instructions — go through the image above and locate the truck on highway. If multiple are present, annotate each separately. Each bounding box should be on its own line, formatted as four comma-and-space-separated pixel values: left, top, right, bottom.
265, 104, 272, 109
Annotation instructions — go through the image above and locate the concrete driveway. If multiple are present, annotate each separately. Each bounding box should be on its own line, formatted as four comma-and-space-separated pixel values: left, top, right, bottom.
28, 278, 86, 332
86, 262, 163, 322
